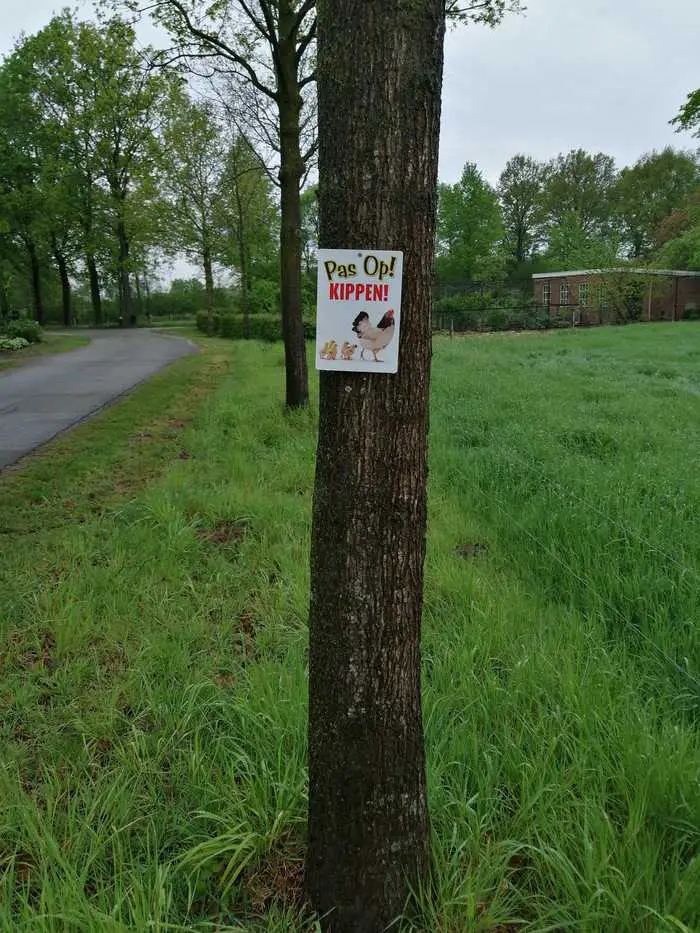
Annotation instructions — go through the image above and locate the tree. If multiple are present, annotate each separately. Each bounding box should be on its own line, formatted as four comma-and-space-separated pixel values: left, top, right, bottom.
498, 153, 546, 265
299, 183, 318, 277
159, 87, 226, 330
655, 191, 700, 271
139, 0, 315, 407
217, 134, 278, 337
0, 49, 50, 324
436, 162, 504, 284
90, 19, 172, 326
613, 148, 699, 259
543, 213, 620, 270
306, 0, 446, 929
671, 88, 700, 138
542, 149, 617, 238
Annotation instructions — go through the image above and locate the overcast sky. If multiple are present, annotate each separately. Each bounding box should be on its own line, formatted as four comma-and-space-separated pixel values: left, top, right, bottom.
2, 0, 698, 186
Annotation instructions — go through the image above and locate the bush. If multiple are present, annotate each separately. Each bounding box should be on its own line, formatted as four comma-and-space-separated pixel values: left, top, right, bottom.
5, 319, 42, 344
0, 336, 30, 351
196, 310, 315, 342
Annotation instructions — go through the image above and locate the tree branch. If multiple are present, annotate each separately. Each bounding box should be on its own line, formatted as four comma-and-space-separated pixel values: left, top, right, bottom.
156, 0, 277, 102
296, 18, 316, 67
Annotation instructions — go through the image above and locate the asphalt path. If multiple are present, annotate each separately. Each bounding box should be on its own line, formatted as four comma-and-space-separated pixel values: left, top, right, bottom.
0, 329, 196, 470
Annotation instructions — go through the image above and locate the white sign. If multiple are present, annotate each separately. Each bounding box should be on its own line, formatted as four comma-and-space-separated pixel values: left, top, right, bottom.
316, 249, 403, 374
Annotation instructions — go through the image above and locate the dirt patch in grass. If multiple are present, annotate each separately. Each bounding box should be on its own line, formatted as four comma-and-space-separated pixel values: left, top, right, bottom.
198, 519, 249, 547
243, 840, 306, 915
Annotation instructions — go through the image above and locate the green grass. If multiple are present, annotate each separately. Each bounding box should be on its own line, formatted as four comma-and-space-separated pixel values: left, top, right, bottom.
0, 332, 91, 372
1, 324, 699, 931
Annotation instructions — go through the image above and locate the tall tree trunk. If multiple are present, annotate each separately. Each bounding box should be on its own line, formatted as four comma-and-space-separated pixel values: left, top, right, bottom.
276, 0, 309, 408
116, 215, 134, 327
234, 185, 251, 340
86, 252, 103, 326
203, 245, 214, 335
134, 272, 144, 319
0, 277, 9, 323
307, 2, 446, 930
26, 238, 44, 326
52, 238, 72, 328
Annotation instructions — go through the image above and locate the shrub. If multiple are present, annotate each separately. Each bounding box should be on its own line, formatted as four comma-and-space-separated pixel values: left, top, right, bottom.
5, 319, 42, 344
0, 336, 30, 351
197, 311, 315, 342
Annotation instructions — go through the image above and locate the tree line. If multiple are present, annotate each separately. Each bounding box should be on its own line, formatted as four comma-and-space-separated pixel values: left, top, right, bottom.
0, 12, 278, 333
436, 142, 700, 293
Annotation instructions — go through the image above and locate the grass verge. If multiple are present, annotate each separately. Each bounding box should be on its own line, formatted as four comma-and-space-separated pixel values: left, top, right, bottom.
0, 333, 91, 372
1, 325, 699, 931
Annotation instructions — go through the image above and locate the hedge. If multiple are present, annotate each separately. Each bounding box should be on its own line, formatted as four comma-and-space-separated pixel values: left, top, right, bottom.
196, 311, 315, 341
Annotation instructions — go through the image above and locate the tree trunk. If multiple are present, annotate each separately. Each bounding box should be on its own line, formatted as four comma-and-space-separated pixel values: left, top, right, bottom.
306, 2, 446, 931
234, 185, 251, 340
203, 246, 215, 335
134, 272, 144, 319
26, 238, 44, 326
0, 277, 10, 323
116, 216, 134, 327
52, 239, 72, 328
86, 252, 103, 326
276, 0, 309, 408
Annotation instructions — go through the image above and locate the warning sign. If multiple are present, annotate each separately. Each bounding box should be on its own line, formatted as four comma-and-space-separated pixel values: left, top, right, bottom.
315, 249, 403, 374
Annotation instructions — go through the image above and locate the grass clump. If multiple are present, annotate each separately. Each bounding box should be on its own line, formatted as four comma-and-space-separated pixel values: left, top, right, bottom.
1, 325, 700, 931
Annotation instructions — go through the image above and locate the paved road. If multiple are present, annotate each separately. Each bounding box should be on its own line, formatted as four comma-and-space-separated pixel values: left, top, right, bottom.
0, 330, 196, 470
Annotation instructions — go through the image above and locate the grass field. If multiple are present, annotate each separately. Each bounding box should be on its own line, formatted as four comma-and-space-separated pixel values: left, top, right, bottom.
1, 324, 699, 931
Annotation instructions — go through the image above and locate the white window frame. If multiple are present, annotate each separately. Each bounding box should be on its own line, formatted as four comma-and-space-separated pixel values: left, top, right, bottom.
579, 283, 589, 307
542, 283, 551, 306
560, 282, 569, 305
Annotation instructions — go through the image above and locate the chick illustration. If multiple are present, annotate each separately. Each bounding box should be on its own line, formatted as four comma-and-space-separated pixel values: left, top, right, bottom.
351, 309, 395, 362
320, 339, 338, 360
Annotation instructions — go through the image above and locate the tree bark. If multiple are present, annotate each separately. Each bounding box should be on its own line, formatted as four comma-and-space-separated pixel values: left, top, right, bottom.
86, 252, 103, 326
26, 238, 44, 326
307, 2, 446, 931
52, 239, 72, 328
276, 0, 309, 408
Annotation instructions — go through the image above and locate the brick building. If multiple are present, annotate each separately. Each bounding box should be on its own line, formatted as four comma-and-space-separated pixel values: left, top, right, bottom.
532, 269, 700, 324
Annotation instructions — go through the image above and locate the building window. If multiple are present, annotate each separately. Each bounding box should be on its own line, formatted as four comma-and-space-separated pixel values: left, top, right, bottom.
560, 282, 569, 305
542, 283, 551, 306
599, 286, 609, 311
579, 283, 589, 306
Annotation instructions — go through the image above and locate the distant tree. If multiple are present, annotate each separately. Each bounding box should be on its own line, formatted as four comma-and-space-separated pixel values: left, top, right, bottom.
498, 154, 546, 265
436, 162, 504, 285
543, 213, 620, 270
216, 134, 278, 337
140, 0, 315, 408
299, 184, 318, 277
542, 149, 617, 238
89, 20, 173, 326
655, 191, 700, 271
159, 87, 226, 331
613, 148, 699, 259
671, 88, 700, 138
0, 50, 50, 323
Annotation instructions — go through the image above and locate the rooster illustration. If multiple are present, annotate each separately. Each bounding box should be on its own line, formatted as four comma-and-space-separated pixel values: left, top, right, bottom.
351, 308, 395, 362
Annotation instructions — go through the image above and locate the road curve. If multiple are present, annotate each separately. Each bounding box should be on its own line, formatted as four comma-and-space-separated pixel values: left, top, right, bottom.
0, 329, 196, 470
